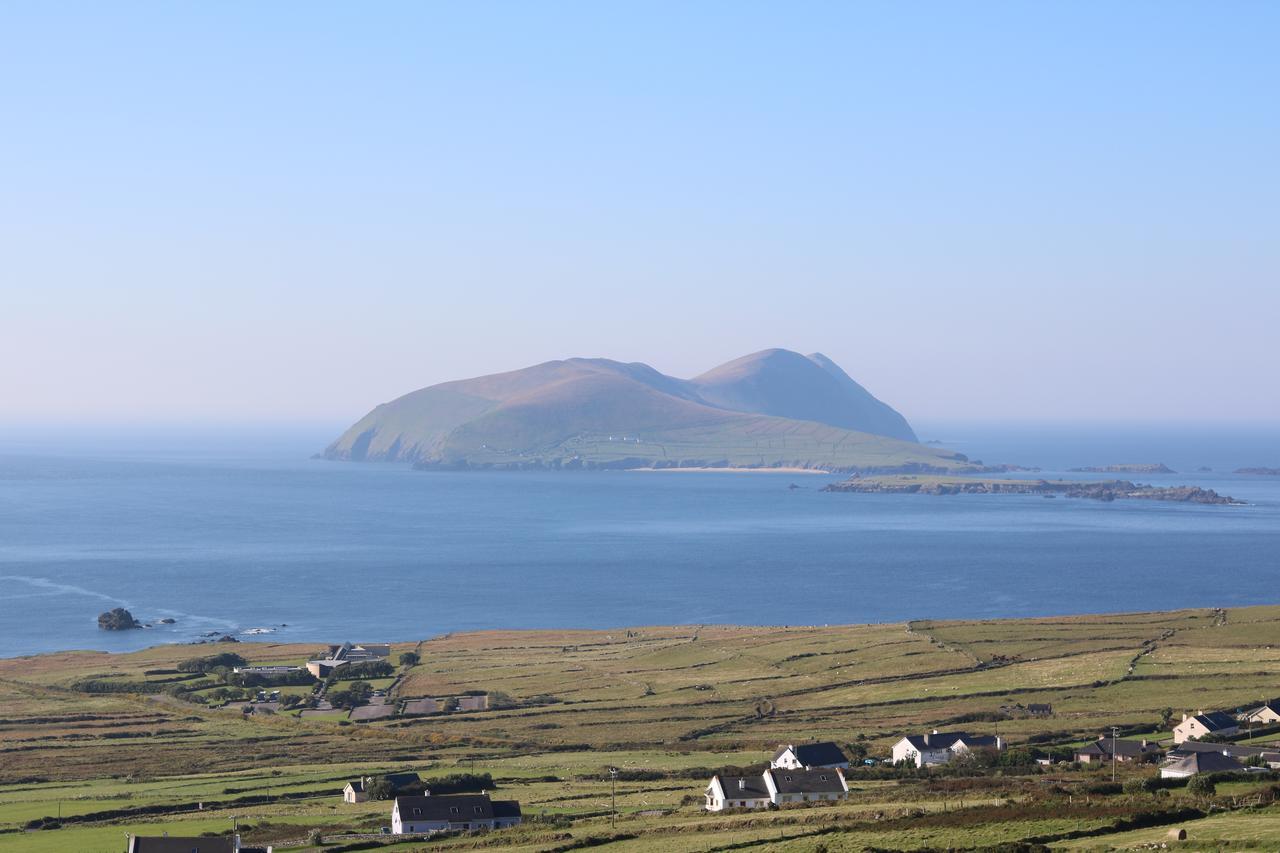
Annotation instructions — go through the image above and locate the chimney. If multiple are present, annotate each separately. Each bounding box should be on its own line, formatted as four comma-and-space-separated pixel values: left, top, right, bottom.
738, 779, 746, 789
1197, 709, 1205, 716
996, 736, 1004, 750
1142, 739, 1148, 748
923, 733, 930, 746
1182, 713, 1189, 722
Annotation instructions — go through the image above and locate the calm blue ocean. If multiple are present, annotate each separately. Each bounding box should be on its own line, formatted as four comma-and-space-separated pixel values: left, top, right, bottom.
0, 424, 1277, 658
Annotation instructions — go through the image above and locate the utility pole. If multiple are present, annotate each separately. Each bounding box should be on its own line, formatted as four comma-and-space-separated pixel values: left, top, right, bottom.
609, 767, 619, 827
1111, 726, 1120, 784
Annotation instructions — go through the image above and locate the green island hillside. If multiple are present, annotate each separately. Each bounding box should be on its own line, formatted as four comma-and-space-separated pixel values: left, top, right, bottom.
3, 606, 1280, 851
321, 350, 971, 473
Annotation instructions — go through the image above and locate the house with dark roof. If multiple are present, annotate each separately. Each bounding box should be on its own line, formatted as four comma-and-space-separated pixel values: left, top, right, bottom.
343, 772, 422, 803
391, 793, 521, 834
1160, 749, 1251, 779
1073, 736, 1163, 764
127, 836, 261, 853
1243, 699, 1280, 726
890, 731, 1004, 767
1170, 739, 1280, 769
705, 768, 848, 811
1172, 710, 1240, 744
771, 741, 850, 770
705, 774, 773, 811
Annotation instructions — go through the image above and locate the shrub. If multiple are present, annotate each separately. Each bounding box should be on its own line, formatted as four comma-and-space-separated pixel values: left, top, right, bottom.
398, 652, 420, 666
1187, 774, 1216, 797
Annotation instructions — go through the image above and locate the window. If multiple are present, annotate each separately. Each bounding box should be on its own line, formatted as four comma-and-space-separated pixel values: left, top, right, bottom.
450, 806, 460, 814
784, 775, 792, 782
820, 775, 828, 781
412, 808, 421, 816
474, 806, 484, 814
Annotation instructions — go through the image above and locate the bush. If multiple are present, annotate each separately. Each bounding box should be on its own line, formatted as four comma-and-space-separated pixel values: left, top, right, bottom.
1187, 774, 1216, 797
398, 652, 420, 666
177, 653, 247, 673
1123, 776, 1157, 795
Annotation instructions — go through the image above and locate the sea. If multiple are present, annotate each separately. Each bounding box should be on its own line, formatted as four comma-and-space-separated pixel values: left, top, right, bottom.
0, 423, 1277, 659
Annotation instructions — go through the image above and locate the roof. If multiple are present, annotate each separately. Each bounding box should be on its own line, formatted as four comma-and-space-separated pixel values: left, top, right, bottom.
767, 768, 845, 794
1188, 711, 1239, 732
1027, 703, 1052, 713
1173, 740, 1280, 762
492, 800, 522, 818
901, 731, 968, 751
713, 776, 771, 799
774, 741, 849, 766
1075, 737, 1161, 758
1164, 750, 1247, 775
129, 837, 237, 853
396, 794, 496, 821
1246, 699, 1280, 717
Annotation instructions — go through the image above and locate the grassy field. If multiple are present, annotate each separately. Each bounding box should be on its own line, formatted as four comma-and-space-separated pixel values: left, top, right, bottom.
2, 606, 1279, 850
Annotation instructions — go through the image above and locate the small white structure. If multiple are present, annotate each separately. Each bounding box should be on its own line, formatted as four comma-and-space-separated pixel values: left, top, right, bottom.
891, 731, 1004, 768
705, 768, 848, 811
1172, 711, 1240, 744
771, 741, 850, 770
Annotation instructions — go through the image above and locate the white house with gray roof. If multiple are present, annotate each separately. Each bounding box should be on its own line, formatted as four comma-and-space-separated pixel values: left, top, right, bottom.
891, 731, 1004, 767
704, 768, 848, 811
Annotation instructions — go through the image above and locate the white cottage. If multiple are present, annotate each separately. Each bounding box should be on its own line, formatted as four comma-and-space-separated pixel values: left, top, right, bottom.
771, 741, 850, 770
1172, 711, 1240, 744
391, 794, 521, 834
891, 731, 1003, 768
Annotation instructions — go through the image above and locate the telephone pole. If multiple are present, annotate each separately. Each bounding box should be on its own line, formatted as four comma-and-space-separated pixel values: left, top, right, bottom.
609, 767, 619, 827
1111, 726, 1120, 784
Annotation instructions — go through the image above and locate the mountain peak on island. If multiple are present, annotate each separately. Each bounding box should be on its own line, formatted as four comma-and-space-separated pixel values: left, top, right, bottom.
690, 349, 917, 443
323, 349, 953, 472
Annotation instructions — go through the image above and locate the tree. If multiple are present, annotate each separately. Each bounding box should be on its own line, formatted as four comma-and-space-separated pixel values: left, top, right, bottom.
398, 652, 420, 666
1160, 707, 1175, 728
845, 742, 868, 761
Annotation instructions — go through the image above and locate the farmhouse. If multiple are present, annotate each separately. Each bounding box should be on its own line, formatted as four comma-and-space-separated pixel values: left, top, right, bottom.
1172, 710, 1240, 744
771, 741, 850, 770
343, 772, 422, 803
1243, 699, 1280, 725
705, 768, 848, 811
391, 794, 522, 834
705, 775, 773, 811
891, 731, 1004, 768
1073, 736, 1162, 764
1160, 749, 1250, 779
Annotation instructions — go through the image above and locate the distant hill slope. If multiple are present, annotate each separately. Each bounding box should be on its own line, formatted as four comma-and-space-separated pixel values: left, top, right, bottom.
323, 350, 969, 472
690, 349, 917, 442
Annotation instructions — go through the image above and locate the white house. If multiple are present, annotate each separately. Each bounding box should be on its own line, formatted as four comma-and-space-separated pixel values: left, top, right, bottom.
891, 731, 1003, 768
771, 741, 850, 770
705, 775, 773, 811
1243, 700, 1280, 726
705, 768, 848, 811
391, 794, 521, 834
1172, 711, 1240, 744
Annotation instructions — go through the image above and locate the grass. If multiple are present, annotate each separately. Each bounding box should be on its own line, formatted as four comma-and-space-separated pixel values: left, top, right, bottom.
3, 606, 1280, 849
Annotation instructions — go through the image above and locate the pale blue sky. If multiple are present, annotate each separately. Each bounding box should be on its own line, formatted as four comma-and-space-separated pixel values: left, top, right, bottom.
2, 2, 1277, 425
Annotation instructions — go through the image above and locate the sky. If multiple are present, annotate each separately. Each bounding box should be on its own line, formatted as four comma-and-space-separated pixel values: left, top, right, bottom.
2, 2, 1277, 428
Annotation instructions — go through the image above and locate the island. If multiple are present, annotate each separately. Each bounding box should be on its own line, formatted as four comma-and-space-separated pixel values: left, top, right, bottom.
1068, 463, 1176, 474
822, 474, 1242, 504
97, 608, 141, 630
1235, 467, 1280, 476
321, 349, 991, 473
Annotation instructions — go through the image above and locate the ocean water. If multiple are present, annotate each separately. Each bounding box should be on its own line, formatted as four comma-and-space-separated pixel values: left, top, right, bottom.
0, 424, 1277, 658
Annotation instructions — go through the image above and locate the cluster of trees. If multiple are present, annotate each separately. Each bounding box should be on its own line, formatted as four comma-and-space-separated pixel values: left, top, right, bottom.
177, 652, 248, 673
328, 681, 373, 710
334, 660, 394, 680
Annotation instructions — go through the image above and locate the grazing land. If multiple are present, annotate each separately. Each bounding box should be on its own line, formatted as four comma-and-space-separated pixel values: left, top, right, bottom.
3, 606, 1280, 850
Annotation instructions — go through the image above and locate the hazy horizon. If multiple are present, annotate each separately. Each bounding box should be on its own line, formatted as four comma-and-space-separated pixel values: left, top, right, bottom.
3, 3, 1278, 426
